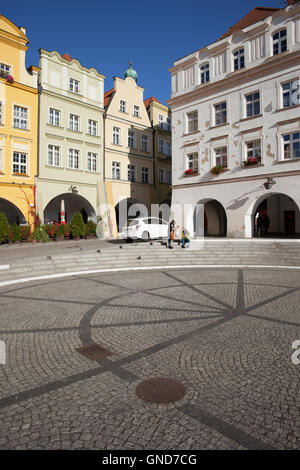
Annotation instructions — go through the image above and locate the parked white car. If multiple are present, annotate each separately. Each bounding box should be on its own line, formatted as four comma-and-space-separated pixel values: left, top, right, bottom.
121, 217, 169, 240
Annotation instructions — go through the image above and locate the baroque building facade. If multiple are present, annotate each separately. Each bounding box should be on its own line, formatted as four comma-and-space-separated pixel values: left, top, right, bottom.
0, 15, 39, 226
168, 1, 300, 238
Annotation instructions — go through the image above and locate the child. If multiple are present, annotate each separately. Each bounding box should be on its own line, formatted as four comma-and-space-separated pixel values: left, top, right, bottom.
181, 229, 190, 248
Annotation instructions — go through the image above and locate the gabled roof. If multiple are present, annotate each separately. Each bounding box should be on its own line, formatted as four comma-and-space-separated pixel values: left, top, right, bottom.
104, 88, 115, 108
218, 7, 280, 40
144, 96, 163, 108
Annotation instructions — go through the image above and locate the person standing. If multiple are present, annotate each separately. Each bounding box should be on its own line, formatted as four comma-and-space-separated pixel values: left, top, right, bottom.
256, 213, 263, 237
168, 219, 175, 249
262, 213, 270, 236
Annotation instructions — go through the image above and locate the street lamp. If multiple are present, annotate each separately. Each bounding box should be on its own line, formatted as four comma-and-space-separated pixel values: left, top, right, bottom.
263, 177, 276, 190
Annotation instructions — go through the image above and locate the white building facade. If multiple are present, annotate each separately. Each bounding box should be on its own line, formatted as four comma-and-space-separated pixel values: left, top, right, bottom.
168, 2, 300, 238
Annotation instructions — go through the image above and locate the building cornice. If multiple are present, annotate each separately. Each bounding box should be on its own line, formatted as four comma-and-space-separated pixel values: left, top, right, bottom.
39, 49, 105, 79
0, 77, 38, 93
40, 88, 104, 112
172, 168, 300, 190
167, 49, 300, 109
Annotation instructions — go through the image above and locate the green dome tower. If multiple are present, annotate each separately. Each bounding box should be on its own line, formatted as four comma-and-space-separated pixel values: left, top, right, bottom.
124, 61, 137, 82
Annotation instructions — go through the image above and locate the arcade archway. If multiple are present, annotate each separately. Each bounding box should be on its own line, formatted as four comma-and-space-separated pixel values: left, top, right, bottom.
0, 198, 27, 225
43, 193, 96, 225
193, 199, 227, 237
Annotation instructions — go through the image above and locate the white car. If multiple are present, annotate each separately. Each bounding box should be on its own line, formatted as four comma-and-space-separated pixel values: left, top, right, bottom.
121, 217, 169, 240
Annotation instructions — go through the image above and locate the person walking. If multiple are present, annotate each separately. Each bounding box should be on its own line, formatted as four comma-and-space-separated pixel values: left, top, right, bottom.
168, 219, 175, 249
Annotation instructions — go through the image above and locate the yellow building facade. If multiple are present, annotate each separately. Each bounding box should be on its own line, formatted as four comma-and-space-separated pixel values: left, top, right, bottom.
0, 15, 39, 226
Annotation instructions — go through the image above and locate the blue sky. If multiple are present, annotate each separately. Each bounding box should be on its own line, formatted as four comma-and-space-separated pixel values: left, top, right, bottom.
1, 0, 284, 105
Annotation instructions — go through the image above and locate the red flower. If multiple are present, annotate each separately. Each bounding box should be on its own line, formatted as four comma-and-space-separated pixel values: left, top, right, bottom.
185, 169, 193, 175
6, 75, 14, 83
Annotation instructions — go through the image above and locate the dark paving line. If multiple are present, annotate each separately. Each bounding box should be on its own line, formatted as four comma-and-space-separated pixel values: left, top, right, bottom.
236, 270, 245, 313
244, 312, 300, 328
180, 404, 276, 450
0, 294, 96, 306
0, 314, 221, 336
163, 271, 233, 310
0, 365, 107, 410
107, 303, 223, 314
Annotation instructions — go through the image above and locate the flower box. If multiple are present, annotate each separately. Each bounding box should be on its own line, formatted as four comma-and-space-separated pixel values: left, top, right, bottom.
211, 165, 227, 175
6, 75, 14, 84
184, 169, 198, 176
243, 157, 261, 167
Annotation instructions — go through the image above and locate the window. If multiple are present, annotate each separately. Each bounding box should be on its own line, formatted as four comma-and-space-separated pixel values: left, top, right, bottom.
166, 142, 171, 156
273, 30, 287, 56
120, 100, 126, 112
283, 132, 300, 160
113, 127, 121, 145
13, 152, 27, 174
88, 119, 97, 136
49, 108, 60, 126
158, 115, 164, 129
133, 105, 140, 117
13, 105, 28, 129
187, 152, 198, 173
127, 164, 136, 182
142, 167, 150, 184
48, 145, 60, 167
200, 63, 210, 84
245, 92, 260, 117
246, 140, 261, 162
69, 114, 79, 131
0, 63, 10, 79
215, 147, 227, 167
68, 149, 79, 169
282, 80, 300, 108
167, 170, 172, 185
87, 152, 97, 172
69, 78, 80, 93
184, 67, 195, 89
214, 102, 227, 125
142, 135, 149, 152
112, 161, 121, 180
128, 130, 136, 148
233, 48, 245, 71
166, 117, 171, 131
187, 111, 198, 133
159, 168, 165, 183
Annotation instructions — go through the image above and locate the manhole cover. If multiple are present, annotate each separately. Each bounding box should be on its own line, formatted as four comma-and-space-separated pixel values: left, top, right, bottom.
136, 378, 185, 404
76, 343, 113, 361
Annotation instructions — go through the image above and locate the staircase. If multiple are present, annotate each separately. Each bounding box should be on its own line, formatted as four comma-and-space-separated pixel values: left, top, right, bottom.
1, 239, 300, 284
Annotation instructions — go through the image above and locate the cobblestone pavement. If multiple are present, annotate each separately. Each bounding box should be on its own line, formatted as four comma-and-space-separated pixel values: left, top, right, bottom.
0, 268, 299, 450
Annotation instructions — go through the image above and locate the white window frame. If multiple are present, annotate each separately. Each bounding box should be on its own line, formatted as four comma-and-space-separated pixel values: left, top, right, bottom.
214, 101, 227, 126
49, 108, 60, 126
13, 105, 28, 130
272, 29, 287, 56
282, 132, 300, 160
127, 164, 136, 182
87, 152, 97, 172
120, 100, 126, 113
142, 134, 149, 152
48, 145, 60, 167
113, 126, 121, 145
245, 92, 260, 118
214, 146, 228, 167
142, 167, 150, 184
12, 152, 28, 175
233, 48, 245, 71
112, 161, 121, 180
69, 78, 80, 93
200, 63, 210, 84
128, 130, 136, 149
245, 139, 261, 162
158, 114, 164, 129
186, 111, 198, 133
133, 105, 140, 117
88, 119, 98, 136
68, 148, 80, 170
69, 114, 80, 132
0, 63, 11, 79
158, 168, 165, 183
281, 79, 300, 108
187, 152, 198, 173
